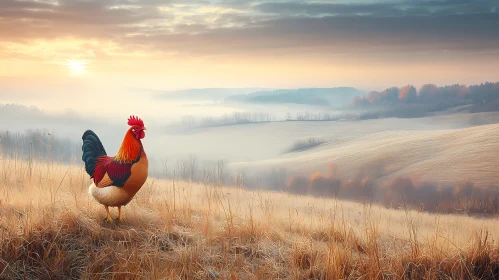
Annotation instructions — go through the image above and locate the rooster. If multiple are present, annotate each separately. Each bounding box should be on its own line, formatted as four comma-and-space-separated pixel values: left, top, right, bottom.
81, 116, 148, 222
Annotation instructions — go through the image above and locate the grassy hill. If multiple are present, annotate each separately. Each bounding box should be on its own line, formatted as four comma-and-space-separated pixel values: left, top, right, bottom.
0, 159, 498, 279
158, 111, 499, 163
230, 120, 499, 187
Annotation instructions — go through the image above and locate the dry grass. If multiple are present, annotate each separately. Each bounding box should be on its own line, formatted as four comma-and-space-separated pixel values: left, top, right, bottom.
0, 158, 498, 279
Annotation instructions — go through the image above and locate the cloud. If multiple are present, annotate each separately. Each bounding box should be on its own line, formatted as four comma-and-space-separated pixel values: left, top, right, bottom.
0, 0, 165, 39
119, 13, 499, 58
0, 0, 498, 61
0, 0, 163, 24
254, 0, 498, 17
254, 2, 403, 17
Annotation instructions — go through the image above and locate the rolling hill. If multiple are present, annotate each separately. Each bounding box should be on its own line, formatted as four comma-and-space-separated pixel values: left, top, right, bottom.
229, 118, 499, 187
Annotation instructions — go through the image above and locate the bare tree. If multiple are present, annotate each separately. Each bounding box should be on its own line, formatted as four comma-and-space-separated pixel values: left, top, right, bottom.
187, 154, 198, 182
217, 160, 225, 186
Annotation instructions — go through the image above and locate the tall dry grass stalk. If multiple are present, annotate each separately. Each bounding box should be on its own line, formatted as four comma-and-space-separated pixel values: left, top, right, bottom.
0, 158, 498, 279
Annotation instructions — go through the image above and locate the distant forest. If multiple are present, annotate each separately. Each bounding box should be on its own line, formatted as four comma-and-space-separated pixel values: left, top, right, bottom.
0, 130, 80, 164
352, 82, 499, 118
168, 82, 499, 130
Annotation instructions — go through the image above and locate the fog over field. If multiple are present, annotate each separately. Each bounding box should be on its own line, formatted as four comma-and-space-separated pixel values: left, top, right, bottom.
0, 86, 365, 160
3, 84, 499, 186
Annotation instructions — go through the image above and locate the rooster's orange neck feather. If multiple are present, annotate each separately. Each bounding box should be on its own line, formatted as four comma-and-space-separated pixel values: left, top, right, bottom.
115, 128, 142, 163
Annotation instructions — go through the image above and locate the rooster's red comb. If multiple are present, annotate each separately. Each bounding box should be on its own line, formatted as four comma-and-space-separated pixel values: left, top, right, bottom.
127, 115, 144, 127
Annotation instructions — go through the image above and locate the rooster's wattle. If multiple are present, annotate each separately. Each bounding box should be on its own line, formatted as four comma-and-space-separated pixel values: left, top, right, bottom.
81, 115, 148, 222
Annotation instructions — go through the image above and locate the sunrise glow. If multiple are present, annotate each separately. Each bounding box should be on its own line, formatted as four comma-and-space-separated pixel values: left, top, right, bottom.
67, 60, 87, 75
0, 0, 496, 90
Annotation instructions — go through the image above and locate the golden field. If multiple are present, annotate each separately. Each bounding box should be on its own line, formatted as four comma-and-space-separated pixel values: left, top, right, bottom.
0, 158, 498, 279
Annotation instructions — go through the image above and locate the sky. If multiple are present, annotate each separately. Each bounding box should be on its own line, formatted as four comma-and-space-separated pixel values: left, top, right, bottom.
0, 0, 499, 109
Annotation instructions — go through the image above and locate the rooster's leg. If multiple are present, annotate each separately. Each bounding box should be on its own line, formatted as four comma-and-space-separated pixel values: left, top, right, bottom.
103, 206, 113, 223
115, 206, 123, 222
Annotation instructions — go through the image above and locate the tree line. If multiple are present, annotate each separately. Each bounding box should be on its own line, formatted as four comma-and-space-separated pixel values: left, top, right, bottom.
0, 129, 80, 164
352, 82, 499, 114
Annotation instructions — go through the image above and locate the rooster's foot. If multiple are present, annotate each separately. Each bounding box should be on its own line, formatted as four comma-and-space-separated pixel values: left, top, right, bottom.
103, 206, 113, 223
115, 206, 123, 223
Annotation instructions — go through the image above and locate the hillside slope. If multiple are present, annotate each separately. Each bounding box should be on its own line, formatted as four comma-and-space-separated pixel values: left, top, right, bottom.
157, 112, 499, 163
231, 123, 499, 186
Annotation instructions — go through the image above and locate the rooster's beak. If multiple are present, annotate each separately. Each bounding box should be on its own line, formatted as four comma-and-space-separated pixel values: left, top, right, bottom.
143, 127, 147, 130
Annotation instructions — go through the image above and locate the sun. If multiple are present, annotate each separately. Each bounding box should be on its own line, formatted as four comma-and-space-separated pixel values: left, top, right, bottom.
67, 60, 88, 75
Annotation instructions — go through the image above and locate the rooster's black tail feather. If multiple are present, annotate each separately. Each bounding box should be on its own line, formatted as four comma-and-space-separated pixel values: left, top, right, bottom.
82, 130, 107, 177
